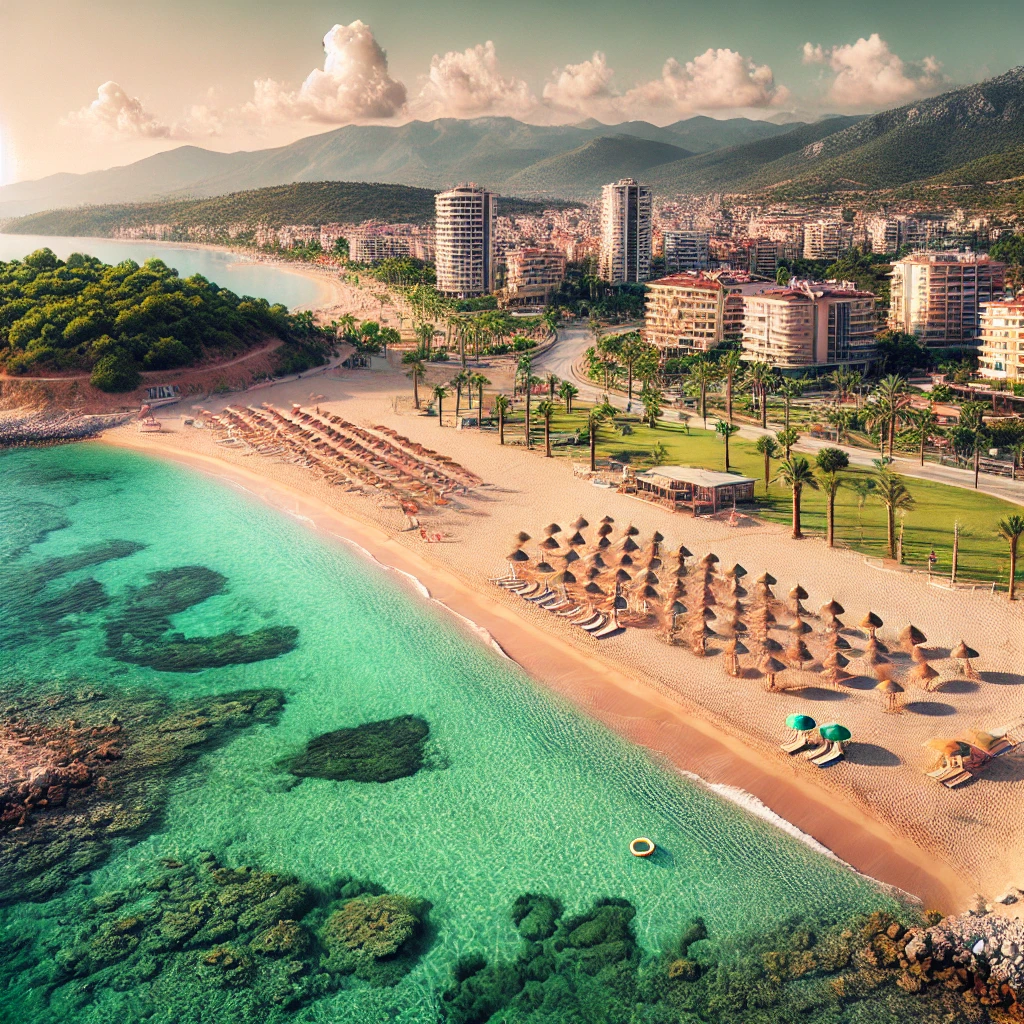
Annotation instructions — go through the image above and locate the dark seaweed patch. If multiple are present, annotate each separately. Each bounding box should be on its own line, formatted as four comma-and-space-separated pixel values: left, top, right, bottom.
285, 716, 429, 783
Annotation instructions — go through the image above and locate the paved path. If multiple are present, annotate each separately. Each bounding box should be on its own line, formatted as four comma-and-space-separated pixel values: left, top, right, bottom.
534, 326, 1024, 508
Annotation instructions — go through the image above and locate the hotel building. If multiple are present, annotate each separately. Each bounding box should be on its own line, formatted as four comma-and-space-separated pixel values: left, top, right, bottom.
662, 230, 710, 273
802, 218, 855, 261
741, 280, 877, 371
644, 271, 773, 358
889, 251, 1005, 346
435, 184, 497, 297
502, 246, 566, 307
978, 298, 1024, 380
599, 178, 653, 284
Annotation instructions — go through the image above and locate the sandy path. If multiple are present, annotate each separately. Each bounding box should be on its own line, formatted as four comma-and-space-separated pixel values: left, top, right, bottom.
97, 362, 1024, 912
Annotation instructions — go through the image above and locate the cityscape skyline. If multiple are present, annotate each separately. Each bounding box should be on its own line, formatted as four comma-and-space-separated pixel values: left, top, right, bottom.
4, 0, 1024, 183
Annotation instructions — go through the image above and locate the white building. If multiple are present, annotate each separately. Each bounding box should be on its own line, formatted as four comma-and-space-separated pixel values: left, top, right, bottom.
802, 219, 854, 262
599, 178, 653, 284
435, 184, 497, 297
662, 230, 710, 273
978, 298, 1024, 380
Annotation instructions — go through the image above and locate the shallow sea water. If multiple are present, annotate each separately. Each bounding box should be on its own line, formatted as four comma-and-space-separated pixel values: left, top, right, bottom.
0, 444, 905, 1022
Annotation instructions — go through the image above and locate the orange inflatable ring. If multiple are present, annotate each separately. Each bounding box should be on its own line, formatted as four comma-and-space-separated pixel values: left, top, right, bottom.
629, 837, 655, 857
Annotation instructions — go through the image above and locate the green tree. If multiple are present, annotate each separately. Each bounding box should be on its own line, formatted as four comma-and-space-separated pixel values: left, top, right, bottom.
415, 321, 436, 358
545, 373, 561, 399
996, 515, 1024, 600
640, 384, 664, 428
775, 427, 800, 460
404, 357, 425, 409
619, 332, 645, 400
776, 266, 791, 287
866, 374, 910, 457
432, 384, 449, 426
904, 404, 939, 466
493, 394, 511, 445
873, 470, 915, 559
717, 349, 743, 423
777, 378, 804, 431
585, 404, 612, 472
773, 456, 819, 539
90, 351, 141, 393
754, 435, 779, 492
536, 400, 556, 457
815, 448, 850, 548
557, 380, 579, 413
849, 477, 876, 543
746, 361, 778, 429
715, 421, 740, 471
686, 358, 720, 429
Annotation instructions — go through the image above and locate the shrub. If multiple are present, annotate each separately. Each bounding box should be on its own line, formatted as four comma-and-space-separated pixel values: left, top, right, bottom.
90, 351, 142, 392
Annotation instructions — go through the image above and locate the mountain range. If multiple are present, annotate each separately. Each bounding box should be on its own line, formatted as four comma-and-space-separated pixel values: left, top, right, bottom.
2, 67, 1024, 225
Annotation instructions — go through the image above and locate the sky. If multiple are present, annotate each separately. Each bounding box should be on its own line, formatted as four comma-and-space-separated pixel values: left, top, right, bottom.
2, 0, 1023, 185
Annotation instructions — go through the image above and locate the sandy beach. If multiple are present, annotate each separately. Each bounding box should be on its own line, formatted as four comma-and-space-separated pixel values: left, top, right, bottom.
98, 355, 1024, 915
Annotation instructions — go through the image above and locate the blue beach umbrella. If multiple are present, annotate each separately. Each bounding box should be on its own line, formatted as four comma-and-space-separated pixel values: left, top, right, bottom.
786, 714, 816, 732
819, 722, 852, 742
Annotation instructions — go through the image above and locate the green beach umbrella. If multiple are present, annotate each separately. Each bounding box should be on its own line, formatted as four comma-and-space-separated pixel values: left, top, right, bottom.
786, 714, 816, 732
819, 723, 852, 742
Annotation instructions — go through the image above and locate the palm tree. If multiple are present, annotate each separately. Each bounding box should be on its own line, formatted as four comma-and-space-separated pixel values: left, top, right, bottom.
815, 447, 850, 548
718, 350, 743, 423
619, 332, 645, 400
432, 384, 449, 426
873, 470, 915, 559
545, 373, 560, 400
777, 378, 804, 431
473, 374, 490, 424
640, 384, 664, 427
904, 404, 938, 466
415, 321, 436, 358
849, 477, 876, 543
536, 400, 556, 457
773, 456, 819, 539
715, 421, 740, 471
493, 394, 511, 445
585, 405, 612, 472
336, 313, 357, 338
754, 435, 779, 492
868, 374, 910, 457
450, 371, 468, 419
686, 358, 720, 429
746, 361, 778, 428
557, 380, 579, 413
996, 515, 1024, 600
523, 374, 541, 450
405, 358, 425, 409
775, 427, 799, 460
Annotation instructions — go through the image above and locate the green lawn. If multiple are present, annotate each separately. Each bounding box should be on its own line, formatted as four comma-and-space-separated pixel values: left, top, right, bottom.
494, 401, 1020, 586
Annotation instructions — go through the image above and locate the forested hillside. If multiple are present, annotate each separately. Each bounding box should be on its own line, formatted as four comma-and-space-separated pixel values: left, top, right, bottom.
0, 248, 323, 390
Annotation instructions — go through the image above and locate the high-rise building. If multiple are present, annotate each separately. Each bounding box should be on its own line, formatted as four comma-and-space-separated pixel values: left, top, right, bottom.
599, 178, 653, 284
435, 184, 496, 297
802, 219, 855, 261
889, 251, 1006, 346
502, 246, 566, 307
644, 271, 773, 359
978, 298, 1024, 380
662, 230, 710, 273
741, 281, 877, 370
741, 238, 781, 279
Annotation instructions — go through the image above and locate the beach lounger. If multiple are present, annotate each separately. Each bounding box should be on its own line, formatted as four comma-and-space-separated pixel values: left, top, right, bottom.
556, 606, 582, 617
925, 756, 962, 779
812, 743, 845, 768
580, 615, 607, 632
515, 584, 541, 597
803, 742, 830, 760
540, 597, 568, 610
942, 770, 974, 788
525, 589, 554, 603
575, 612, 602, 628
929, 762, 968, 783
780, 733, 810, 754
592, 621, 621, 639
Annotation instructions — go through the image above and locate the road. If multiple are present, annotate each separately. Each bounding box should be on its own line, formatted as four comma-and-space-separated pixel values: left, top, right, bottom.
534, 326, 1024, 508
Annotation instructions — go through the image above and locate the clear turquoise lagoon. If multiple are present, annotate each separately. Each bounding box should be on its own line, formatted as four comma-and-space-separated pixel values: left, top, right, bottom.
0, 444, 908, 1023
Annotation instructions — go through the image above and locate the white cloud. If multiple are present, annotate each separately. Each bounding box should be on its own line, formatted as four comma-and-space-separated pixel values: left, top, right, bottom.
250, 20, 407, 123
542, 52, 619, 120
802, 34, 946, 110
624, 48, 789, 116
64, 82, 172, 138
412, 41, 536, 119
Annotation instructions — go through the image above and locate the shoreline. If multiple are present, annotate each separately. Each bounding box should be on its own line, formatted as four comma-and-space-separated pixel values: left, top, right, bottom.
98, 429, 971, 913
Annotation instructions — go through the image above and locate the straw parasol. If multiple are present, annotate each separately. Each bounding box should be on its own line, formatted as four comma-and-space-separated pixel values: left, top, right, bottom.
910, 644, 930, 664
864, 636, 890, 657
755, 571, 777, 586
625, 524, 640, 536
507, 548, 530, 563
615, 568, 632, 584
600, 515, 615, 524
567, 531, 587, 547
760, 655, 787, 690
570, 516, 589, 530
820, 599, 845, 617
876, 678, 904, 712
535, 561, 555, 574
544, 523, 562, 536
724, 637, 749, 676
597, 523, 614, 537
909, 661, 941, 691
516, 531, 532, 544
898, 624, 927, 650
540, 536, 561, 550
788, 616, 812, 635
699, 552, 720, 568
860, 611, 883, 637
950, 641, 980, 679
563, 549, 581, 564
785, 638, 814, 668
619, 553, 634, 567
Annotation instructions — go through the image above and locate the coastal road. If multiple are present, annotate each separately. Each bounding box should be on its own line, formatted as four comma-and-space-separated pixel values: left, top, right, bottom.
535, 326, 1024, 508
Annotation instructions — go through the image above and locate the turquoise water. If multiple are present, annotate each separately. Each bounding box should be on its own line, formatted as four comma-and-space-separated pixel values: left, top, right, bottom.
0, 233, 325, 309
0, 444, 906, 1022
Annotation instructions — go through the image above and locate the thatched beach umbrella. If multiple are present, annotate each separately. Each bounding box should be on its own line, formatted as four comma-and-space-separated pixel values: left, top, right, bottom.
615, 568, 633, 584
788, 616, 812, 635
540, 536, 561, 550
699, 552, 720, 568
544, 523, 562, 536
864, 636, 889, 657
619, 553, 634, 567
535, 561, 555, 574
516, 531, 532, 544
899, 624, 927, 650
876, 678, 904, 713
600, 515, 615, 524
860, 611, 883, 637
689, 619, 718, 656
621, 536, 640, 553
597, 536, 611, 549
785, 638, 814, 668
820, 599, 845, 617
587, 552, 607, 569
724, 637, 749, 677
909, 661, 941, 691
597, 523, 614, 537
567, 531, 587, 547
507, 548, 530, 563
563, 549, 581, 565
760, 655, 787, 690
950, 641, 979, 679
570, 516, 589, 530
910, 644, 930, 665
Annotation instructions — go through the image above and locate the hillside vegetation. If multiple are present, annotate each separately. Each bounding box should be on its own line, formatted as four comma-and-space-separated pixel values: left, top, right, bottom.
2, 182, 561, 241
0, 248, 323, 390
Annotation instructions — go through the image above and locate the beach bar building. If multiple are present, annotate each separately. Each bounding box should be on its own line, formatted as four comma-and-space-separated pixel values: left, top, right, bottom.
635, 466, 756, 514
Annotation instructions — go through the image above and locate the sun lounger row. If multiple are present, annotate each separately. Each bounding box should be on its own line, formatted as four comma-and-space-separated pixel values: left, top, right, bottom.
491, 572, 619, 639
779, 730, 846, 768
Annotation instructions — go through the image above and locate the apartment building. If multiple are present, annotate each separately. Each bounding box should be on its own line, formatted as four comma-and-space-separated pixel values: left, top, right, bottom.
864, 214, 953, 255
802, 218, 855, 261
599, 178, 653, 284
741, 238, 781, 279
644, 271, 772, 359
741, 280, 877, 370
435, 183, 497, 297
662, 230, 710, 273
349, 232, 413, 263
502, 246, 566, 306
747, 214, 806, 261
889, 251, 1006, 346
978, 298, 1024, 380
